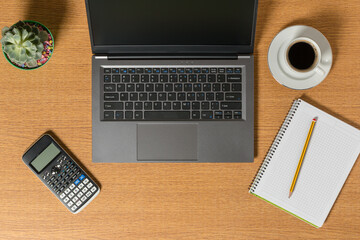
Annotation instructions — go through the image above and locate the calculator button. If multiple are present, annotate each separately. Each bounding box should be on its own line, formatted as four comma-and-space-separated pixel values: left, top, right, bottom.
42, 175, 46, 180
78, 183, 84, 189
83, 178, 89, 184
77, 192, 83, 198
71, 206, 77, 211
87, 182, 93, 188
67, 201, 73, 207
69, 184, 75, 190
71, 175, 77, 181
56, 190, 61, 195
60, 193, 66, 199
81, 196, 87, 202
68, 192, 74, 198
79, 174, 85, 181
74, 179, 80, 185
91, 186, 97, 192
76, 201, 82, 206
47, 180, 51, 184
60, 186, 65, 192
73, 188, 79, 194
82, 187, 88, 193
64, 188, 70, 194
50, 176, 55, 181
86, 192, 92, 197
72, 196, 78, 202
64, 197, 69, 203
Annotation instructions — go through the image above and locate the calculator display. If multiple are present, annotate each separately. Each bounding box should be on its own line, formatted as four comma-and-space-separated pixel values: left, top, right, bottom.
31, 143, 60, 173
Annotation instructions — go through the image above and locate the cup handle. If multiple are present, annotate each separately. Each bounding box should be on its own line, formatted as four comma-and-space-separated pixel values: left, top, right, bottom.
315, 66, 325, 76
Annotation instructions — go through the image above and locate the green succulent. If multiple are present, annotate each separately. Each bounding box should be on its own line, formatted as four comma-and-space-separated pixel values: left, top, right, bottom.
1, 21, 48, 68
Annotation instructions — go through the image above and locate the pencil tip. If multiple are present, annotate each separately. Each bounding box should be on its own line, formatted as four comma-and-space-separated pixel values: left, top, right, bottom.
289, 192, 292, 198
313, 117, 317, 122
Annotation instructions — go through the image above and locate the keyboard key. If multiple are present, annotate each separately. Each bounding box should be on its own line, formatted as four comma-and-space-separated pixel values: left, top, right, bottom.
144, 102, 152, 110
131, 75, 140, 82
192, 102, 200, 110
125, 102, 133, 110
135, 102, 143, 110
177, 68, 185, 73
115, 111, 124, 120
218, 68, 225, 73
201, 102, 209, 110
174, 84, 182, 91
165, 83, 173, 91
173, 102, 181, 110
117, 84, 125, 92
179, 74, 187, 82
146, 83, 154, 92
127, 84, 135, 92
187, 93, 195, 101
125, 111, 133, 119
121, 75, 129, 83
112, 68, 119, 73
198, 74, 206, 82
184, 84, 192, 92
222, 83, 230, 91
196, 93, 205, 101
210, 68, 217, 73
144, 111, 190, 120
216, 93, 224, 100
104, 75, 111, 82
128, 68, 135, 74
217, 74, 225, 82
225, 93, 241, 100
139, 93, 147, 100
194, 68, 201, 73
234, 111, 242, 119
232, 84, 242, 91
169, 68, 176, 73
206, 93, 214, 100
105, 102, 123, 110
211, 102, 220, 110
212, 84, 221, 91
155, 83, 163, 91
163, 102, 171, 110
130, 93, 138, 101
189, 74, 197, 82
120, 93, 128, 101
192, 111, 200, 119
154, 102, 162, 110
201, 68, 209, 73
160, 75, 168, 82
234, 68, 242, 73
158, 93, 166, 100
227, 74, 242, 82
149, 93, 157, 100
215, 111, 223, 119
177, 93, 185, 101
136, 84, 144, 92
226, 68, 233, 73
203, 84, 211, 91
161, 68, 169, 73
136, 68, 144, 73
104, 68, 111, 73
104, 111, 114, 120
168, 93, 176, 101
193, 84, 201, 91
104, 93, 119, 101
221, 102, 242, 110
182, 102, 191, 110
145, 68, 152, 73
112, 75, 120, 83
208, 74, 216, 82
153, 68, 160, 73
150, 74, 159, 82
141, 75, 150, 82
120, 68, 128, 73
185, 68, 193, 73
201, 111, 213, 119
169, 75, 178, 82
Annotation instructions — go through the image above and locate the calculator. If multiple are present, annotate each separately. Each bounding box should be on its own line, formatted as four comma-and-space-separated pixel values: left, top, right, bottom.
22, 134, 100, 214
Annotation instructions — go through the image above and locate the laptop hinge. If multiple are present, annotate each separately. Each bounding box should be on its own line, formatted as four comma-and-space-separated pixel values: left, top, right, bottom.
95, 54, 239, 60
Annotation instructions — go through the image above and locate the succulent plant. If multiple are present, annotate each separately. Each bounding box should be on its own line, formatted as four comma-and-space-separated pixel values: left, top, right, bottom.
1, 21, 48, 68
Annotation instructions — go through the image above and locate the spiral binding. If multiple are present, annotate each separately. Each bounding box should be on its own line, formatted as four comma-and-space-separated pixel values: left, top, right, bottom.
249, 99, 302, 193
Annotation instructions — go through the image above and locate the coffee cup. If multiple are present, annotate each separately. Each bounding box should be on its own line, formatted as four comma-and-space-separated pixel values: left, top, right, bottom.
268, 25, 333, 90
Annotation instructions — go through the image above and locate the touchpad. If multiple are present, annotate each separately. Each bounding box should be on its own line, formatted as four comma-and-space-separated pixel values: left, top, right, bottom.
137, 124, 198, 161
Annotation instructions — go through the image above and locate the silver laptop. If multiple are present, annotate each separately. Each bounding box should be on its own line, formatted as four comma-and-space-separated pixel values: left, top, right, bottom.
85, 0, 258, 162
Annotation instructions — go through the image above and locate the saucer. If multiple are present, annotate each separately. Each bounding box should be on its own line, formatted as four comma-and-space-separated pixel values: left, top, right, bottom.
268, 25, 333, 90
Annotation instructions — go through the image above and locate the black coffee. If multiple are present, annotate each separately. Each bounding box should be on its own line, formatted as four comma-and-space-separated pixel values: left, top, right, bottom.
287, 42, 316, 70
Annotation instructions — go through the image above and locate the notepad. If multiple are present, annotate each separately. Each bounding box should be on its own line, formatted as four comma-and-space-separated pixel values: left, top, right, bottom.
249, 99, 360, 228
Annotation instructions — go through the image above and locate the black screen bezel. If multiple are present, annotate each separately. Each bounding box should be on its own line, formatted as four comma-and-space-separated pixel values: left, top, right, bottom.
23, 135, 61, 174
85, 0, 258, 55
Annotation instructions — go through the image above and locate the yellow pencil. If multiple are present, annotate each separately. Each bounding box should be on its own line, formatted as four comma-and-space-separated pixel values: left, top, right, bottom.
289, 117, 317, 198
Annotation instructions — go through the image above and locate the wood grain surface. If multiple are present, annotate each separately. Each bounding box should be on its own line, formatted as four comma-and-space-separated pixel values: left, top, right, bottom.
0, 1, 359, 239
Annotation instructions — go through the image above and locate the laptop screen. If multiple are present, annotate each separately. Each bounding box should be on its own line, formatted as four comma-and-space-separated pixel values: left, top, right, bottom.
86, 0, 257, 53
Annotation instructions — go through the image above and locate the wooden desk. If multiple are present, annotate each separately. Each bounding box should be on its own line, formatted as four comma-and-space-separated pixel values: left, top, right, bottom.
0, 1, 359, 239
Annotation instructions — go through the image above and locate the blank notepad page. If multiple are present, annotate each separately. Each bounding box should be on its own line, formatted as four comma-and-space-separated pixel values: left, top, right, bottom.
251, 100, 360, 227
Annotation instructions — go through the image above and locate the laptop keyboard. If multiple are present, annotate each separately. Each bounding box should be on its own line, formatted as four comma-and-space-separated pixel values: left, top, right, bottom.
101, 66, 243, 121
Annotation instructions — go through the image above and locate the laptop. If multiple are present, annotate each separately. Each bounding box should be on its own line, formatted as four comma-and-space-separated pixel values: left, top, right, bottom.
85, 0, 258, 162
